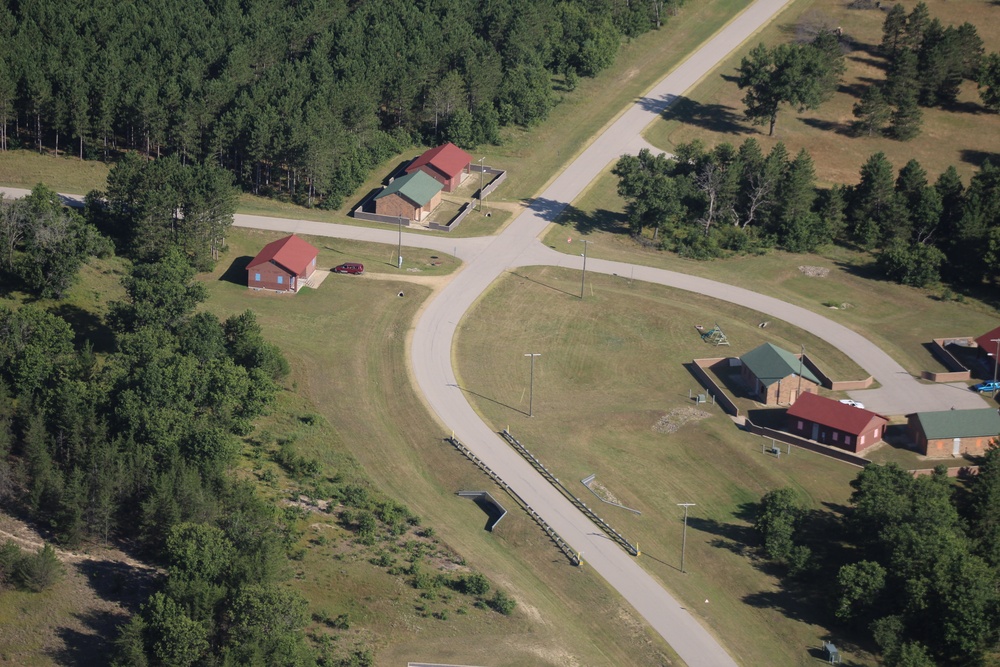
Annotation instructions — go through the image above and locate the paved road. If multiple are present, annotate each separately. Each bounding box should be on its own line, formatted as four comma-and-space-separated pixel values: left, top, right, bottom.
3, 0, 986, 660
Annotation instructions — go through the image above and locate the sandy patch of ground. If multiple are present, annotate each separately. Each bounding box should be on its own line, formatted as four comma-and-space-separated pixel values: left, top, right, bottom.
798, 265, 829, 278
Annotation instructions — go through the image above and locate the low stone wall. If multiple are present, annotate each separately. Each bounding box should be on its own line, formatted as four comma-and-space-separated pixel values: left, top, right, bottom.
428, 201, 472, 232
744, 420, 871, 467
690, 358, 740, 417
921, 338, 973, 382
801, 354, 873, 391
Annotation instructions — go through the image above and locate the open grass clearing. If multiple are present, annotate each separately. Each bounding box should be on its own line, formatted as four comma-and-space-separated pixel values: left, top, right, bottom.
643, 0, 1000, 185
200, 228, 680, 666
454, 267, 879, 666
543, 167, 1000, 377
0, 149, 110, 194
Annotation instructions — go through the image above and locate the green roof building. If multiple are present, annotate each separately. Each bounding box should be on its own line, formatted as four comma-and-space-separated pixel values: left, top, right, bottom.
908, 408, 1000, 457
740, 342, 821, 406
374, 170, 444, 221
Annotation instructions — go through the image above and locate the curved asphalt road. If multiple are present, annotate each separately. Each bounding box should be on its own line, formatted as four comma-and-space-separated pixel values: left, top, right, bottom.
3, 0, 983, 661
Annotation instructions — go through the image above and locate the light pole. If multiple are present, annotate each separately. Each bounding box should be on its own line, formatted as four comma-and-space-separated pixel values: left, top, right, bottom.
524, 353, 541, 417
677, 503, 696, 573
796, 344, 805, 403
580, 239, 590, 299
478, 156, 486, 211
396, 215, 403, 269
992, 338, 1000, 399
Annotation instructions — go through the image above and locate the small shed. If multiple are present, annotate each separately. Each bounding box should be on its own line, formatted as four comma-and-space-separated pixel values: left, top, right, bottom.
405, 142, 473, 192
374, 170, 443, 221
975, 325, 1000, 361
740, 343, 820, 405
247, 234, 318, 293
908, 408, 1000, 457
786, 392, 888, 453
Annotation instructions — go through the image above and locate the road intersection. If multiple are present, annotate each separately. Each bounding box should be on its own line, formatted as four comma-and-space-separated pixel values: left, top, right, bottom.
2, 0, 987, 661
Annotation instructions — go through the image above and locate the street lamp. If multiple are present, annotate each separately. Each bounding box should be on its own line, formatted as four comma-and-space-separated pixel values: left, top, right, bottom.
397, 215, 403, 269
677, 503, 696, 573
524, 353, 541, 417
992, 338, 1000, 399
580, 239, 590, 299
478, 156, 486, 211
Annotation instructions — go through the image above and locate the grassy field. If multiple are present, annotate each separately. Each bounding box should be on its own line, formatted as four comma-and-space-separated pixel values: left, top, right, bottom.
200, 228, 681, 666
643, 0, 1000, 186
454, 267, 881, 666
544, 167, 1000, 377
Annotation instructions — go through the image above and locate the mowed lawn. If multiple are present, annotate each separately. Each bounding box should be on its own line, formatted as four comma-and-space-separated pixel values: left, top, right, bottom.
199, 228, 681, 667
644, 0, 1000, 185
454, 267, 879, 666
544, 169, 1000, 377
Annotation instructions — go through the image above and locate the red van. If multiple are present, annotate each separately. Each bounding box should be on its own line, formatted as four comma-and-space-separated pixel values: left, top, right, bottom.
333, 263, 364, 275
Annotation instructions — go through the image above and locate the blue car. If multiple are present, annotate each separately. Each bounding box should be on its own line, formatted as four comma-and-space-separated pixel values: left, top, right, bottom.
972, 380, 1000, 393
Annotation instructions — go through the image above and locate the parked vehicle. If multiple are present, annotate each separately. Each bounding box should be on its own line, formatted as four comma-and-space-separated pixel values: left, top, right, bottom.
839, 399, 865, 409
333, 263, 364, 275
972, 380, 1000, 393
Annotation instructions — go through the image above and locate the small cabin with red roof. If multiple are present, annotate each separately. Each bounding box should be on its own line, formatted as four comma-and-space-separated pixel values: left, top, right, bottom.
247, 234, 318, 293
405, 142, 472, 192
785, 392, 888, 454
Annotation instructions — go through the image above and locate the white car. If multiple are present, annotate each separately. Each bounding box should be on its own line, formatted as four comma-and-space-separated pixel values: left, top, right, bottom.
839, 399, 865, 409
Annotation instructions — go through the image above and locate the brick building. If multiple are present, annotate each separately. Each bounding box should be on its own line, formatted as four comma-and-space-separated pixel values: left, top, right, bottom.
405, 142, 473, 192
374, 170, 443, 221
740, 342, 820, 406
247, 234, 318, 293
785, 392, 888, 454
908, 408, 1000, 457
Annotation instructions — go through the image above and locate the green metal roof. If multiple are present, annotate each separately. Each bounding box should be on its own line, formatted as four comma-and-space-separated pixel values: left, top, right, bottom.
740, 342, 820, 387
375, 170, 443, 207
915, 408, 1000, 440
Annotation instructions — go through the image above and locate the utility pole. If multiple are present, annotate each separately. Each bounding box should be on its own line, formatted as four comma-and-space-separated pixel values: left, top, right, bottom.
796, 344, 804, 403
397, 215, 403, 269
524, 353, 541, 417
992, 338, 1000, 399
677, 503, 696, 573
478, 156, 486, 211
580, 239, 590, 299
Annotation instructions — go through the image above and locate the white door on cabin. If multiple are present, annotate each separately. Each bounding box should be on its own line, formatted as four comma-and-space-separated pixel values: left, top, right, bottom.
953, 438, 961, 457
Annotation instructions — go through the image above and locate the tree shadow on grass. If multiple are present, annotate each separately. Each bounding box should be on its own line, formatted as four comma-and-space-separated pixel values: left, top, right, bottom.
661, 96, 747, 136
49, 610, 129, 667
557, 203, 629, 236
800, 117, 854, 136
960, 149, 1000, 169
219, 255, 252, 286
49, 303, 116, 354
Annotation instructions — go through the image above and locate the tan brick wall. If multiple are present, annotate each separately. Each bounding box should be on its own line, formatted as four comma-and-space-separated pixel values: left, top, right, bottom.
375, 193, 418, 220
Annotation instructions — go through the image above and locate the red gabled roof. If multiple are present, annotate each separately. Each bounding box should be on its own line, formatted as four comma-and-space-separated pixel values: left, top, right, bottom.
247, 234, 318, 276
786, 392, 887, 436
975, 325, 1000, 357
405, 142, 472, 180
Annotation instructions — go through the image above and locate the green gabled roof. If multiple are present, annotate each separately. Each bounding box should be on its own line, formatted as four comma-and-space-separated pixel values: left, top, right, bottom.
915, 408, 1000, 440
740, 342, 820, 387
375, 170, 443, 207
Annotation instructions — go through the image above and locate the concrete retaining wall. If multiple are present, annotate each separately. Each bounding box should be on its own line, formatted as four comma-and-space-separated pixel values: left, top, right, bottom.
801, 354, 873, 391
690, 358, 739, 417
921, 338, 973, 382
744, 420, 871, 467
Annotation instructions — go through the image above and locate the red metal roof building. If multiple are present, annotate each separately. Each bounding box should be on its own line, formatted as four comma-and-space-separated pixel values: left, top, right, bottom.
405, 142, 473, 192
975, 325, 1000, 359
785, 392, 888, 454
247, 234, 318, 293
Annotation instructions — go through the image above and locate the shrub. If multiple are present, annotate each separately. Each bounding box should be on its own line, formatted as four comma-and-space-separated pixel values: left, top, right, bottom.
15, 544, 63, 592
488, 589, 517, 616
